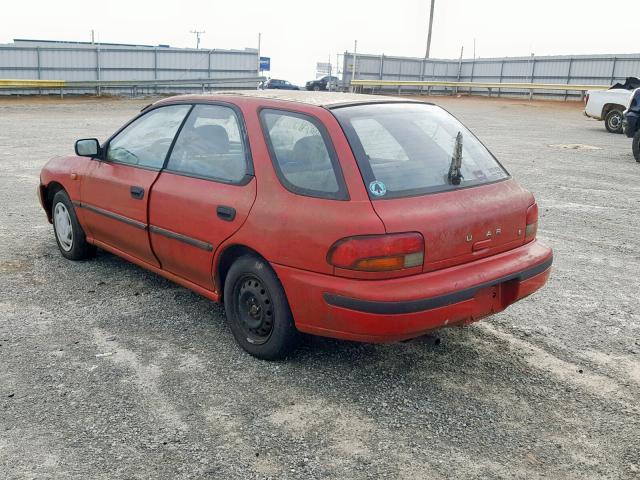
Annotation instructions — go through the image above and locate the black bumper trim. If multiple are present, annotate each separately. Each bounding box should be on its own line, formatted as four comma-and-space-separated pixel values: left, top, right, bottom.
323, 255, 553, 315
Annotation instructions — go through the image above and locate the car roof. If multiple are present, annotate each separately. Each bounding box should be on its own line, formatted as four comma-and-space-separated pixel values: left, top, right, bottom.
154, 90, 422, 109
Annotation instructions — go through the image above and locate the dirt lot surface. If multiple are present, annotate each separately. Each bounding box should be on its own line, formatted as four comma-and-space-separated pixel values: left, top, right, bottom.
1, 94, 639, 479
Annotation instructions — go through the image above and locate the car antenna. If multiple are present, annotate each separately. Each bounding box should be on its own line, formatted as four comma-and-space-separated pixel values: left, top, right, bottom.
448, 131, 463, 185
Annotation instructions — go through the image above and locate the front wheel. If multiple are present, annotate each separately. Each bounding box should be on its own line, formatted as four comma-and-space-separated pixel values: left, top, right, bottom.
633, 131, 640, 162
605, 109, 624, 134
224, 255, 299, 360
313, 85, 321, 91
52, 190, 96, 260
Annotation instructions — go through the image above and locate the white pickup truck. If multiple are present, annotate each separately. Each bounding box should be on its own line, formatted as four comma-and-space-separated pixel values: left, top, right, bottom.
584, 78, 640, 133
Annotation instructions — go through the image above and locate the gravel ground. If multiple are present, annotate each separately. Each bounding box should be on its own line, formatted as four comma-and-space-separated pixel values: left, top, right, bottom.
0, 94, 639, 480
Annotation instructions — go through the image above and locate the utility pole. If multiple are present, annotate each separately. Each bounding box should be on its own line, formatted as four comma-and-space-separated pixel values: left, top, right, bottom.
190, 29, 205, 49
350, 40, 357, 92
424, 0, 436, 59
455, 45, 464, 95
257, 33, 261, 89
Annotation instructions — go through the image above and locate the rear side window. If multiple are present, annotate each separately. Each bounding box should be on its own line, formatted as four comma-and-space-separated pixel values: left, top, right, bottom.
260, 109, 348, 200
166, 104, 248, 183
333, 103, 509, 199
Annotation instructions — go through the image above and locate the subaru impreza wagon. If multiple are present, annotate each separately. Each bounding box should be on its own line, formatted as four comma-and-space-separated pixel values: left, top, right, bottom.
38, 91, 552, 359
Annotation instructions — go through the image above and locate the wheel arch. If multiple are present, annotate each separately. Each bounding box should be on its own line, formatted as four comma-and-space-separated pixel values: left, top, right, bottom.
215, 244, 270, 301
42, 181, 66, 223
602, 103, 626, 118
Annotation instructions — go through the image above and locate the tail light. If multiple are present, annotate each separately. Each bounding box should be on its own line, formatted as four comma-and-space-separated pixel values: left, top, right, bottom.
327, 232, 424, 272
525, 203, 538, 243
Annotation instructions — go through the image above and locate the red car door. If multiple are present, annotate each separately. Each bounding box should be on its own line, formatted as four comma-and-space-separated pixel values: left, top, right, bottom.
148, 104, 257, 290
80, 104, 192, 267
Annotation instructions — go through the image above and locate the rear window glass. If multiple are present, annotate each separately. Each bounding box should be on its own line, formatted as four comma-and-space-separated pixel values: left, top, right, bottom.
333, 103, 509, 199
260, 109, 347, 200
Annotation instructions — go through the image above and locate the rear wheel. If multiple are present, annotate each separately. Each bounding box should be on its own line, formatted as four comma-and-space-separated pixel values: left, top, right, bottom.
313, 85, 321, 91
52, 190, 96, 260
633, 131, 640, 162
605, 109, 624, 134
224, 255, 299, 360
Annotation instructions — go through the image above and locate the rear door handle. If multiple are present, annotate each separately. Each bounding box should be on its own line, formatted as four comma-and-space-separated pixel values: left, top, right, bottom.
130, 186, 144, 200
216, 205, 236, 222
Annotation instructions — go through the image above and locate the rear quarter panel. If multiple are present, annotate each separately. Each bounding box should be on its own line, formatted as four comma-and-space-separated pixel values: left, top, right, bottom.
216, 98, 386, 275
586, 89, 633, 118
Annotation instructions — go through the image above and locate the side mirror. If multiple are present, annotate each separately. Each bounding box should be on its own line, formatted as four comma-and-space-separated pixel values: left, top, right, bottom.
75, 138, 100, 157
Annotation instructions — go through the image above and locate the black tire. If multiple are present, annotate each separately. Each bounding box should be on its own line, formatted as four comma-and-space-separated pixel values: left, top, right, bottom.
313, 85, 321, 91
223, 255, 299, 360
51, 190, 96, 260
605, 109, 624, 134
633, 131, 640, 162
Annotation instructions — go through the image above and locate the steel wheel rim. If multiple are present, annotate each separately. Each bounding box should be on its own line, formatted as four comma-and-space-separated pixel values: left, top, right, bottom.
609, 113, 621, 130
53, 202, 73, 251
234, 274, 274, 345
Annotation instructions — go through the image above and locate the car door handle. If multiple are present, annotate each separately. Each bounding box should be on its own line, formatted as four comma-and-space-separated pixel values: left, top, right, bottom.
216, 205, 236, 222
130, 186, 144, 200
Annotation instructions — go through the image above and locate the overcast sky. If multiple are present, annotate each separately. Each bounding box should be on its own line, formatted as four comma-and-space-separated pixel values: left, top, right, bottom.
1, 0, 638, 85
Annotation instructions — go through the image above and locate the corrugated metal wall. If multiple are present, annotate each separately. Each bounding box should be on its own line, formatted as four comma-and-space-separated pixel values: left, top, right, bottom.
0, 39, 259, 95
342, 52, 640, 98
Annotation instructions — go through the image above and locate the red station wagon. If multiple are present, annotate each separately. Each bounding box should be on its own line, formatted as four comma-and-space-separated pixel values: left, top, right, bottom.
38, 91, 553, 359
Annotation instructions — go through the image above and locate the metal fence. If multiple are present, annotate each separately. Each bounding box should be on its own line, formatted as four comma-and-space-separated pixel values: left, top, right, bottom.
342, 52, 640, 99
0, 39, 260, 95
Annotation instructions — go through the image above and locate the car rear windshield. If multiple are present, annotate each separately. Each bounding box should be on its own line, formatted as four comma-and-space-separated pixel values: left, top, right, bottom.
332, 103, 509, 199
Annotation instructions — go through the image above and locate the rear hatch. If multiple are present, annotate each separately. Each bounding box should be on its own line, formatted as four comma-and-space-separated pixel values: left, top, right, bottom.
332, 102, 533, 272
371, 179, 531, 272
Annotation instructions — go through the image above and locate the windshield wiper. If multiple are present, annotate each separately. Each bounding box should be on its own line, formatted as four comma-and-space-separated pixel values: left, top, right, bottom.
447, 131, 463, 185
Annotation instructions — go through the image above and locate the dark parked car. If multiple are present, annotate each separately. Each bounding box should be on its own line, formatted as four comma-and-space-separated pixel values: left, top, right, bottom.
262, 79, 299, 90
623, 88, 640, 161
305, 75, 338, 91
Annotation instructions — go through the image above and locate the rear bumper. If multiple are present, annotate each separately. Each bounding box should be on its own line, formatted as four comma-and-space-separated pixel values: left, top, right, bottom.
584, 110, 601, 120
273, 240, 553, 343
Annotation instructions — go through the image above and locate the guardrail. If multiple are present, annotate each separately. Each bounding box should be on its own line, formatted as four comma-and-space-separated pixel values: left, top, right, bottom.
0, 79, 66, 88
0, 77, 266, 96
350, 79, 610, 100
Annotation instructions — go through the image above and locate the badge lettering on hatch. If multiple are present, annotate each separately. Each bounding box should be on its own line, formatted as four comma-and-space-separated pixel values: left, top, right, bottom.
467, 228, 501, 242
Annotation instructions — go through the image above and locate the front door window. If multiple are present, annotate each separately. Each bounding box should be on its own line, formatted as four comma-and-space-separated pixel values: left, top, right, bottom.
107, 105, 191, 168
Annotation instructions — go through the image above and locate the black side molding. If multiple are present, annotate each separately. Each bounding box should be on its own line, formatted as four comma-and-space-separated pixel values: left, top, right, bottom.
323, 256, 553, 315
148, 225, 213, 252
74, 201, 147, 230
